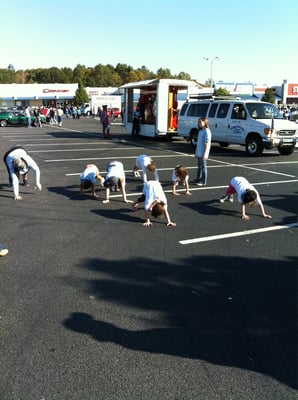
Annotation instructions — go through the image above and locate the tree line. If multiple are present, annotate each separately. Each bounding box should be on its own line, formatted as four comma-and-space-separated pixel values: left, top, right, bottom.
1, 63, 275, 104
0, 63, 193, 87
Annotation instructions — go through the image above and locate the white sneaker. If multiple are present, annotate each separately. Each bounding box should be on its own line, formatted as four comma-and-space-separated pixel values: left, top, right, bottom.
220, 195, 233, 203
0, 248, 8, 256
219, 195, 228, 203
99, 177, 105, 187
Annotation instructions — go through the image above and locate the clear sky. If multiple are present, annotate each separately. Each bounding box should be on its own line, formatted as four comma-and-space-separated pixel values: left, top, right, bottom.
1, 0, 297, 86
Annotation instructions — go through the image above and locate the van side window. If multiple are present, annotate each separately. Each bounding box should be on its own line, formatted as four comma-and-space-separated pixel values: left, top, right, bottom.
179, 103, 188, 116
208, 103, 218, 118
216, 103, 230, 118
187, 103, 209, 117
231, 104, 246, 119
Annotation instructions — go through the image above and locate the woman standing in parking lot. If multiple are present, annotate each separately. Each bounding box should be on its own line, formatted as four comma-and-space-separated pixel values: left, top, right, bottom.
194, 117, 212, 186
100, 105, 110, 138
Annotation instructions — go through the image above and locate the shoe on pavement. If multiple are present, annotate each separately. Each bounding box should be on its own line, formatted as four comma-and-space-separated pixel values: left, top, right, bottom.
0, 248, 8, 256
219, 195, 228, 203
220, 195, 233, 203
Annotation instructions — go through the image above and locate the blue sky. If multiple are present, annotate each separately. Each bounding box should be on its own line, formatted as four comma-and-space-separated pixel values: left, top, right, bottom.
1, 0, 297, 86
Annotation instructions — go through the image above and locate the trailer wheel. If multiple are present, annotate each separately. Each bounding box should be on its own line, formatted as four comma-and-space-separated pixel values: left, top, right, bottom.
245, 135, 263, 156
278, 145, 295, 155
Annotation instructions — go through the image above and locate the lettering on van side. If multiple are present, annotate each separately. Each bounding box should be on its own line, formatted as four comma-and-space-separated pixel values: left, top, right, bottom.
230, 125, 245, 134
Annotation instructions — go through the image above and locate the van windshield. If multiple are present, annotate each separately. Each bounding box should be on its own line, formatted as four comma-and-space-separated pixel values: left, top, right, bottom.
246, 103, 284, 120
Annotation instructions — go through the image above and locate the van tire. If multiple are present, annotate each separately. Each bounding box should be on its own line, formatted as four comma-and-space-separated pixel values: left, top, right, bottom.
245, 135, 263, 156
278, 145, 295, 155
190, 129, 198, 146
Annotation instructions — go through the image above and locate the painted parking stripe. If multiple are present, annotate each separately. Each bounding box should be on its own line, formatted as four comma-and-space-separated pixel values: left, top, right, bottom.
179, 223, 298, 245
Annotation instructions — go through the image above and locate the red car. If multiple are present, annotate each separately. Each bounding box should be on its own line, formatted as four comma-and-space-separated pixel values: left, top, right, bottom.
107, 108, 121, 119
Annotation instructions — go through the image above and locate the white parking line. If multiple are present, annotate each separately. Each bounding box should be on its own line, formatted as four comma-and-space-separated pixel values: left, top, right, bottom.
29, 147, 141, 152
44, 154, 182, 162
179, 223, 298, 245
210, 158, 297, 177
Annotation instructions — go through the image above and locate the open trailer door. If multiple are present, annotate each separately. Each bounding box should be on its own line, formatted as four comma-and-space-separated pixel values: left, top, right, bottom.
121, 79, 202, 138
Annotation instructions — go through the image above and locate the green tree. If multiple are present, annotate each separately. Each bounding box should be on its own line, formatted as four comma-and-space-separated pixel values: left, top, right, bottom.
0, 68, 15, 83
74, 80, 89, 105
156, 68, 172, 79
175, 71, 192, 80
214, 87, 230, 96
73, 64, 88, 85
115, 63, 134, 83
262, 88, 275, 103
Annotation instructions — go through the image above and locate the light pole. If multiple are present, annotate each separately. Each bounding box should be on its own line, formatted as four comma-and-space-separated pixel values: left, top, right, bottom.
203, 57, 219, 93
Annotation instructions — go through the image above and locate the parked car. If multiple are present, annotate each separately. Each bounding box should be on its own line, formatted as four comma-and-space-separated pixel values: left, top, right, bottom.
107, 108, 121, 119
0, 111, 46, 127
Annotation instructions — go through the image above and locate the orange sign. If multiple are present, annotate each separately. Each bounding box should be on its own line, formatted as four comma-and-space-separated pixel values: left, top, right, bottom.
287, 84, 298, 96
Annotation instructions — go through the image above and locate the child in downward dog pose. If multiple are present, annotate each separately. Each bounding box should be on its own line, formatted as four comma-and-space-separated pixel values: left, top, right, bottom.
132, 180, 176, 227
219, 176, 272, 221
171, 165, 191, 196
102, 161, 132, 204
80, 164, 104, 198
132, 154, 159, 182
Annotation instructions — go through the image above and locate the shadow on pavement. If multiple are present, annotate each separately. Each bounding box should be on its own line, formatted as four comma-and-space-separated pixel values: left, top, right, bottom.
63, 254, 297, 389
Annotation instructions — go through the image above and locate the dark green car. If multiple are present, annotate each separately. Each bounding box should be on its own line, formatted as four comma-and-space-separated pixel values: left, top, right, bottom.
0, 111, 46, 127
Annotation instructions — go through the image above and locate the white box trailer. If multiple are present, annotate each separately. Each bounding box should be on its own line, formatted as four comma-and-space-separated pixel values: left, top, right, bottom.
120, 79, 202, 138
82, 95, 122, 116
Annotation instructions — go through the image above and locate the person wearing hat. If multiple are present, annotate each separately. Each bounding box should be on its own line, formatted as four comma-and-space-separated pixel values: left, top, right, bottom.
3, 146, 42, 200
79, 164, 105, 198
102, 161, 131, 204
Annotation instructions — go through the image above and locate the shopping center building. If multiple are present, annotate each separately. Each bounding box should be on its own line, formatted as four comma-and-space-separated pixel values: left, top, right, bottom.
0, 80, 297, 109
0, 83, 120, 109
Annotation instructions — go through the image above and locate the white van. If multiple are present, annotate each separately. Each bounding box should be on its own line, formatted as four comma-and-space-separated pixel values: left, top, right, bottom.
177, 98, 297, 156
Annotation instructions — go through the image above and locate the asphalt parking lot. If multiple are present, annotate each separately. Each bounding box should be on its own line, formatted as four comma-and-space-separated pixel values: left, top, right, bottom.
0, 117, 297, 400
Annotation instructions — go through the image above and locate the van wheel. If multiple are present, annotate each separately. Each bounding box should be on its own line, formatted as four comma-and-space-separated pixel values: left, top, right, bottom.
246, 135, 263, 156
278, 145, 295, 155
190, 129, 198, 146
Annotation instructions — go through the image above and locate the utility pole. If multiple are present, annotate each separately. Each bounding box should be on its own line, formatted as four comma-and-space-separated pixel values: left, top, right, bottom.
203, 57, 219, 92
